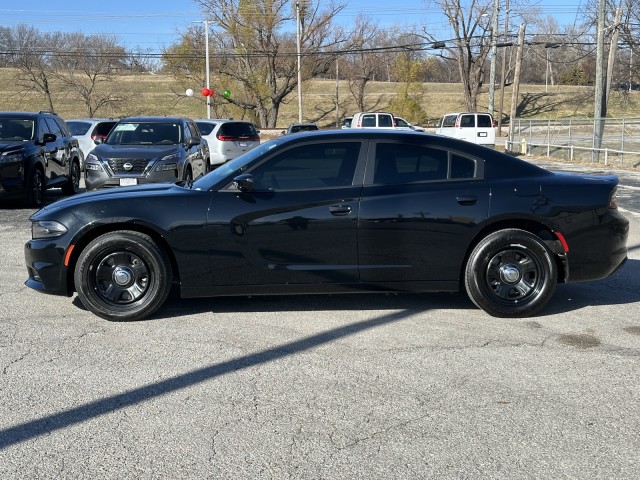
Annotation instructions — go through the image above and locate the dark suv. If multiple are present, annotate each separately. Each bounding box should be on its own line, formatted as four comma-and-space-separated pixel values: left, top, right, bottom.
0, 111, 82, 207
84, 116, 209, 190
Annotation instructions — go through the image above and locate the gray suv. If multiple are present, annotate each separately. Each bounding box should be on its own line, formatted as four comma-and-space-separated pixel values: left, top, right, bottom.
84, 116, 210, 190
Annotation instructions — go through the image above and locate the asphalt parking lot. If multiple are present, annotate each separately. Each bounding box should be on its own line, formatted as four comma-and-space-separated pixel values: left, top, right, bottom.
1, 174, 640, 478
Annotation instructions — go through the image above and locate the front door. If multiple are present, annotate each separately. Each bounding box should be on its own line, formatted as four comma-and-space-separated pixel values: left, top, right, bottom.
207, 140, 364, 286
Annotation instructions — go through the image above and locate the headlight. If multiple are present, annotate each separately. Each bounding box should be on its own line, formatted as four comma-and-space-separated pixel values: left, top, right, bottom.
85, 163, 103, 171
0, 152, 25, 164
160, 153, 179, 162
86, 153, 99, 162
32, 220, 68, 239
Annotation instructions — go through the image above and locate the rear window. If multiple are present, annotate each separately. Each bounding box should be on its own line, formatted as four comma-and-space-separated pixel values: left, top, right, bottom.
459, 115, 475, 128
477, 115, 493, 128
218, 122, 258, 138
67, 121, 91, 136
196, 122, 216, 135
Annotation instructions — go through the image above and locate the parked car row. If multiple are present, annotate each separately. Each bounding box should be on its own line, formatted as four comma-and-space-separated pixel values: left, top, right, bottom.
0, 111, 263, 206
342, 111, 496, 147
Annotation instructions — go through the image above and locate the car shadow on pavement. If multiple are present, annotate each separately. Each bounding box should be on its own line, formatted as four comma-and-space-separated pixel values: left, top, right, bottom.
0, 308, 417, 449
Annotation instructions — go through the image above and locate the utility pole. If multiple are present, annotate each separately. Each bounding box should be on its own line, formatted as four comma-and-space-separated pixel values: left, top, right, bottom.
496, 0, 510, 136
593, 0, 606, 161
508, 24, 525, 150
296, 1, 303, 123
605, 7, 623, 101
204, 20, 211, 119
488, 0, 500, 115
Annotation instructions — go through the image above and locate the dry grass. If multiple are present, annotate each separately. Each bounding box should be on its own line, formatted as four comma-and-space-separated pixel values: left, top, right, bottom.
1, 67, 638, 128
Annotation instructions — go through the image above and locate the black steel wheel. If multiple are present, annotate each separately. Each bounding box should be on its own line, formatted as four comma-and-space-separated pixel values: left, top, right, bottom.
74, 231, 172, 321
62, 159, 81, 195
465, 229, 557, 318
26, 166, 45, 208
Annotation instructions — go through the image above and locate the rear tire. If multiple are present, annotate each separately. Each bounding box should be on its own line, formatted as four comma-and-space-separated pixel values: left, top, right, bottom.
465, 229, 557, 318
74, 231, 172, 321
62, 159, 81, 195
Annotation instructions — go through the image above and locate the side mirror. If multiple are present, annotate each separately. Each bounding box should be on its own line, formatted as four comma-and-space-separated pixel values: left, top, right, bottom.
233, 174, 254, 193
41, 133, 57, 144
93, 138, 103, 145
186, 137, 200, 147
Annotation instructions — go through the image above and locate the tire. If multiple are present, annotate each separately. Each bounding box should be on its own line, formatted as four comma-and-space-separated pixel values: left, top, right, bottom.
464, 229, 557, 318
74, 231, 172, 321
25, 166, 45, 208
62, 159, 81, 195
184, 166, 193, 183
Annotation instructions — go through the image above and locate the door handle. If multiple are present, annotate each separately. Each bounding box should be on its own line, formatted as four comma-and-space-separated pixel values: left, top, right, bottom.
330, 205, 352, 216
456, 195, 478, 206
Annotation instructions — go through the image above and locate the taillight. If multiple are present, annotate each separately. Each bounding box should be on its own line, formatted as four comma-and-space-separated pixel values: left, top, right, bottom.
91, 134, 107, 141
609, 187, 618, 209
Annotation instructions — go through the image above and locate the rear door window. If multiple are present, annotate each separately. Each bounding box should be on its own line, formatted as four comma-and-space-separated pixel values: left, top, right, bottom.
477, 115, 493, 128
378, 115, 393, 127
459, 115, 475, 128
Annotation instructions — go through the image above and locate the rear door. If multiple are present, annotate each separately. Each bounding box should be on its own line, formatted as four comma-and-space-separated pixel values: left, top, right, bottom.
358, 139, 490, 284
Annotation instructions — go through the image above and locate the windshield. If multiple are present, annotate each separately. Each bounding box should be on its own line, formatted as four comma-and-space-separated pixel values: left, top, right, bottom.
192, 137, 284, 191
106, 122, 183, 145
0, 119, 35, 141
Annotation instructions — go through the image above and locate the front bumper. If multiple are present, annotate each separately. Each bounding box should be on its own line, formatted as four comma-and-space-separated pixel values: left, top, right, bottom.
24, 238, 72, 297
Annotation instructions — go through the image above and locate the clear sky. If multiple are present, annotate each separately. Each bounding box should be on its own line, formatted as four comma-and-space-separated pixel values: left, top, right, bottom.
0, 0, 586, 51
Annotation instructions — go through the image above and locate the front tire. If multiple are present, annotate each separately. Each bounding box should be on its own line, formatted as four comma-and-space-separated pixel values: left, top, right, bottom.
465, 229, 557, 318
74, 231, 172, 321
26, 166, 45, 208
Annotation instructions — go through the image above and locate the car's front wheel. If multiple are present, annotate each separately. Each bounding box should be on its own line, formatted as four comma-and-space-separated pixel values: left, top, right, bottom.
26, 166, 45, 208
464, 229, 557, 318
74, 231, 172, 321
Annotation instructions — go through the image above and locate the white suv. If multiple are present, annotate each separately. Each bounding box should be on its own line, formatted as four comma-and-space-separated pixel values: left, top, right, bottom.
435, 112, 496, 146
195, 119, 260, 167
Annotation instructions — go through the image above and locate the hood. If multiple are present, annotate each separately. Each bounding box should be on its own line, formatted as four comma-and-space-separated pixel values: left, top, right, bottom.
0, 141, 28, 153
31, 183, 183, 220
92, 143, 180, 159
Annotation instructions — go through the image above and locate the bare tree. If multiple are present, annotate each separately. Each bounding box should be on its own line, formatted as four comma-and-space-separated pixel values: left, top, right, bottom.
10, 26, 57, 111
422, 0, 493, 111
52, 33, 129, 117
341, 16, 383, 111
190, 0, 347, 127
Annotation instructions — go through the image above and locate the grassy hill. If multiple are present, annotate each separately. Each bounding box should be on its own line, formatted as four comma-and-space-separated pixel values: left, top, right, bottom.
1, 67, 638, 129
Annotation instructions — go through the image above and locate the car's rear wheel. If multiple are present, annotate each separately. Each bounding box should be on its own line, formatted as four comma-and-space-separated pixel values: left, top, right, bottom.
74, 231, 172, 321
62, 159, 81, 195
25, 166, 45, 208
465, 229, 557, 318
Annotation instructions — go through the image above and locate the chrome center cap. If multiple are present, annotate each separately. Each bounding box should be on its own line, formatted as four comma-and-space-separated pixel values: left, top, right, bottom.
113, 266, 133, 286
499, 264, 521, 284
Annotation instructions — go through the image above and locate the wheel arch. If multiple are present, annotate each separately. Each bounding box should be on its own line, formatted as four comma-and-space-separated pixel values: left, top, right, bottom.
461, 218, 567, 289
65, 223, 180, 294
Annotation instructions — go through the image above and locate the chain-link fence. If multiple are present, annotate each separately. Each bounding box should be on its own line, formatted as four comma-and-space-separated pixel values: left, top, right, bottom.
505, 117, 640, 169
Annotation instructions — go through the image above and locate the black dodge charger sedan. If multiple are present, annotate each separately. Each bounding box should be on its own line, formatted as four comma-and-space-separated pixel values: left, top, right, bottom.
24, 130, 629, 321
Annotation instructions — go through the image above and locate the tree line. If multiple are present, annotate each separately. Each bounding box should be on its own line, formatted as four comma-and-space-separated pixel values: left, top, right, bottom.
1, 0, 639, 127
